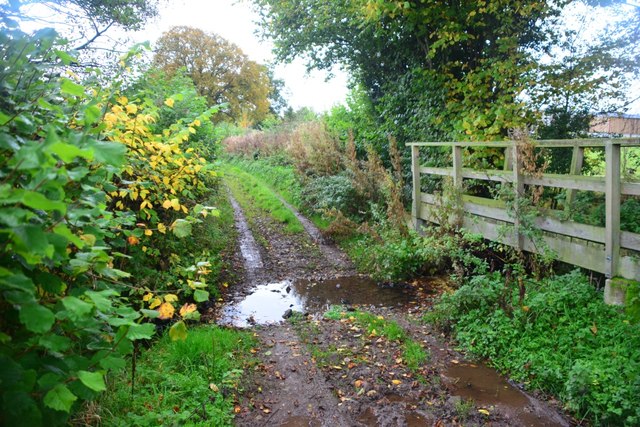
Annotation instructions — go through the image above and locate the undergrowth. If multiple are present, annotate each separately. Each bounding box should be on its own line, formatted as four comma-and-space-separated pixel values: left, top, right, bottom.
427, 271, 640, 426
93, 327, 257, 426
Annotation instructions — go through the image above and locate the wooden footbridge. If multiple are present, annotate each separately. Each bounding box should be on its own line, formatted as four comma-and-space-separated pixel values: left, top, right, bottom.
409, 139, 640, 282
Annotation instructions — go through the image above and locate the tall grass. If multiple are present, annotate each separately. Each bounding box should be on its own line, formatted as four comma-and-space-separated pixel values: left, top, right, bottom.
95, 327, 257, 427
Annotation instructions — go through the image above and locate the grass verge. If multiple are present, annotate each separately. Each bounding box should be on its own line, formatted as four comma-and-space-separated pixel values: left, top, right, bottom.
221, 163, 304, 234
94, 326, 257, 427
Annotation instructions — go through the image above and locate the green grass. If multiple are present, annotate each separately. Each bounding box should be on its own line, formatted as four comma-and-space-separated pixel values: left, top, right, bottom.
221, 163, 304, 234
95, 327, 257, 427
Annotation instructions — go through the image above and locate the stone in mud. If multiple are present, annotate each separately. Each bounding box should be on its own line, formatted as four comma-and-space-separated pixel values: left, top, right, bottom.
282, 309, 293, 319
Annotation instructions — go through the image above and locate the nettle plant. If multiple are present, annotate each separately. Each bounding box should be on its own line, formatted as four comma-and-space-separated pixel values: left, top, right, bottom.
0, 27, 215, 425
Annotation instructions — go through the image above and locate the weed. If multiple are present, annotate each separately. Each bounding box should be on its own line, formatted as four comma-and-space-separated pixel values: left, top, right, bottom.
454, 398, 476, 422
403, 341, 429, 372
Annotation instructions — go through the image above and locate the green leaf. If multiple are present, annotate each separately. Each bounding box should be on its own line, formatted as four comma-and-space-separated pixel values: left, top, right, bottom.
86, 290, 117, 312
49, 141, 93, 163
171, 219, 192, 238
54, 50, 77, 65
98, 356, 126, 370
169, 321, 188, 341
60, 78, 85, 97
44, 384, 77, 412
193, 289, 209, 303
61, 296, 93, 321
91, 140, 126, 167
22, 191, 66, 213
11, 225, 51, 262
53, 224, 85, 249
39, 334, 72, 352
77, 370, 106, 392
125, 323, 155, 340
19, 303, 55, 334
83, 104, 101, 126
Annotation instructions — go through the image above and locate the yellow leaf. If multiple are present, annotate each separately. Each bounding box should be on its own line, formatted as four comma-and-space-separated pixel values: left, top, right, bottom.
79, 234, 96, 246
164, 98, 174, 108
193, 119, 201, 126
164, 294, 179, 303
478, 409, 490, 416
162, 199, 172, 209
180, 303, 197, 317
157, 302, 175, 319
181, 205, 188, 214
144, 229, 153, 236
127, 236, 140, 246
157, 223, 167, 234
188, 126, 196, 134
149, 297, 162, 309
171, 198, 180, 211
142, 293, 153, 302
126, 104, 138, 115
391, 379, 402, 385
117, 96, 128, 105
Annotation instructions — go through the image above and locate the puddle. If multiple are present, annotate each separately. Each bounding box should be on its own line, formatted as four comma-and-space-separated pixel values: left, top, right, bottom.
220, 276, 412, 327
447, 363, 569, 426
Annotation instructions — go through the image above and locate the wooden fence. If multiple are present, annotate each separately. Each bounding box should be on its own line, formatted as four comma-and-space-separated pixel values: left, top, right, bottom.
409, 139, 640, 280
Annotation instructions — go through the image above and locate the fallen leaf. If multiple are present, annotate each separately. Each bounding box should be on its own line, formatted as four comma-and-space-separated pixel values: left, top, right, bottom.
209, 383, 219, 392
354, 379, 364, 388
391, 379, 402, 385
451, 359, 460, 365
590, 322, 598, 335
233, 405, 241, 414
478, 409, 490, 416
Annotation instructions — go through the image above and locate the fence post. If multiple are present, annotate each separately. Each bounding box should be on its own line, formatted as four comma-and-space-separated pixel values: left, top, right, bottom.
605, 141, 621, 278
411, 145, 424, 231
452, 145, 463, 226
512, 143, 524, 250
565, 144, 584, 212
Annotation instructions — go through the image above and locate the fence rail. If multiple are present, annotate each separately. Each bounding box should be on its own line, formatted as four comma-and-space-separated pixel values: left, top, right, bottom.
408, 138, 640, 280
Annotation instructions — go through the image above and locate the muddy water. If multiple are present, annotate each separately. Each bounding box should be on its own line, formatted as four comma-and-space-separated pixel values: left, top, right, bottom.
220, 276, 412, 327
447, 362, 569, 426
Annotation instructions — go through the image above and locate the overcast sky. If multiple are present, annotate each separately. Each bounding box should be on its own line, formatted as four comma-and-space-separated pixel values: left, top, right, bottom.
132, 0, 350, 113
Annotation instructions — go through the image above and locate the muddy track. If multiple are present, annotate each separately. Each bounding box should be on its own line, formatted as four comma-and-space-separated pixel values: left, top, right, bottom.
218, 181, 571, 427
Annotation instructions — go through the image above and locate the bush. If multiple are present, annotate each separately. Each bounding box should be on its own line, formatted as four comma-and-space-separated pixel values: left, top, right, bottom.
428, 271, 640, 425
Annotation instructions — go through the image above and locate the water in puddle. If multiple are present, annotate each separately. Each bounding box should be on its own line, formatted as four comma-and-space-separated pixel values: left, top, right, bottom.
220, 276, 412, 327
447, 363, 568, 426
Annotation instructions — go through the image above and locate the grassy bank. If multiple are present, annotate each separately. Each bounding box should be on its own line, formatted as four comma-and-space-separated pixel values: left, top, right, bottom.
93, 327, 257, 426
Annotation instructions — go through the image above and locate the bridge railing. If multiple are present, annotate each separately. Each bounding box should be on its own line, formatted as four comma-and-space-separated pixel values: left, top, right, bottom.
408, 139, 640, 280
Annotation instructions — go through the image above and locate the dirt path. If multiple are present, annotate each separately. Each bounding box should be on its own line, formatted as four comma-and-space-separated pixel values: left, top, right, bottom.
216, 180, 572, 427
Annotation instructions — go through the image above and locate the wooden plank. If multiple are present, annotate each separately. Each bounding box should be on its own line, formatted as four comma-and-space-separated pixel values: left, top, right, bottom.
565, 145, 585, 210
453, 146, 463, 188
622, 182, 640, 196
420, 166, 452, 176
605, 142, 621, 278
406, 138, 640, 148
513, 145, 524, 250
503, 147, 513, 171
411, 145, 422, 230
621, 231, 640, 252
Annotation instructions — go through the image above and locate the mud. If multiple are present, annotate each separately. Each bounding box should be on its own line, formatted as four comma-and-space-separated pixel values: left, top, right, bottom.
219, 180, 572, 427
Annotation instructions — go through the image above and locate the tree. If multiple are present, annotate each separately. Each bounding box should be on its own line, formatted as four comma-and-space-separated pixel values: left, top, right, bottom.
1, 0, 160, 51
253, 0, 564, 141
153, 26, 273, 126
